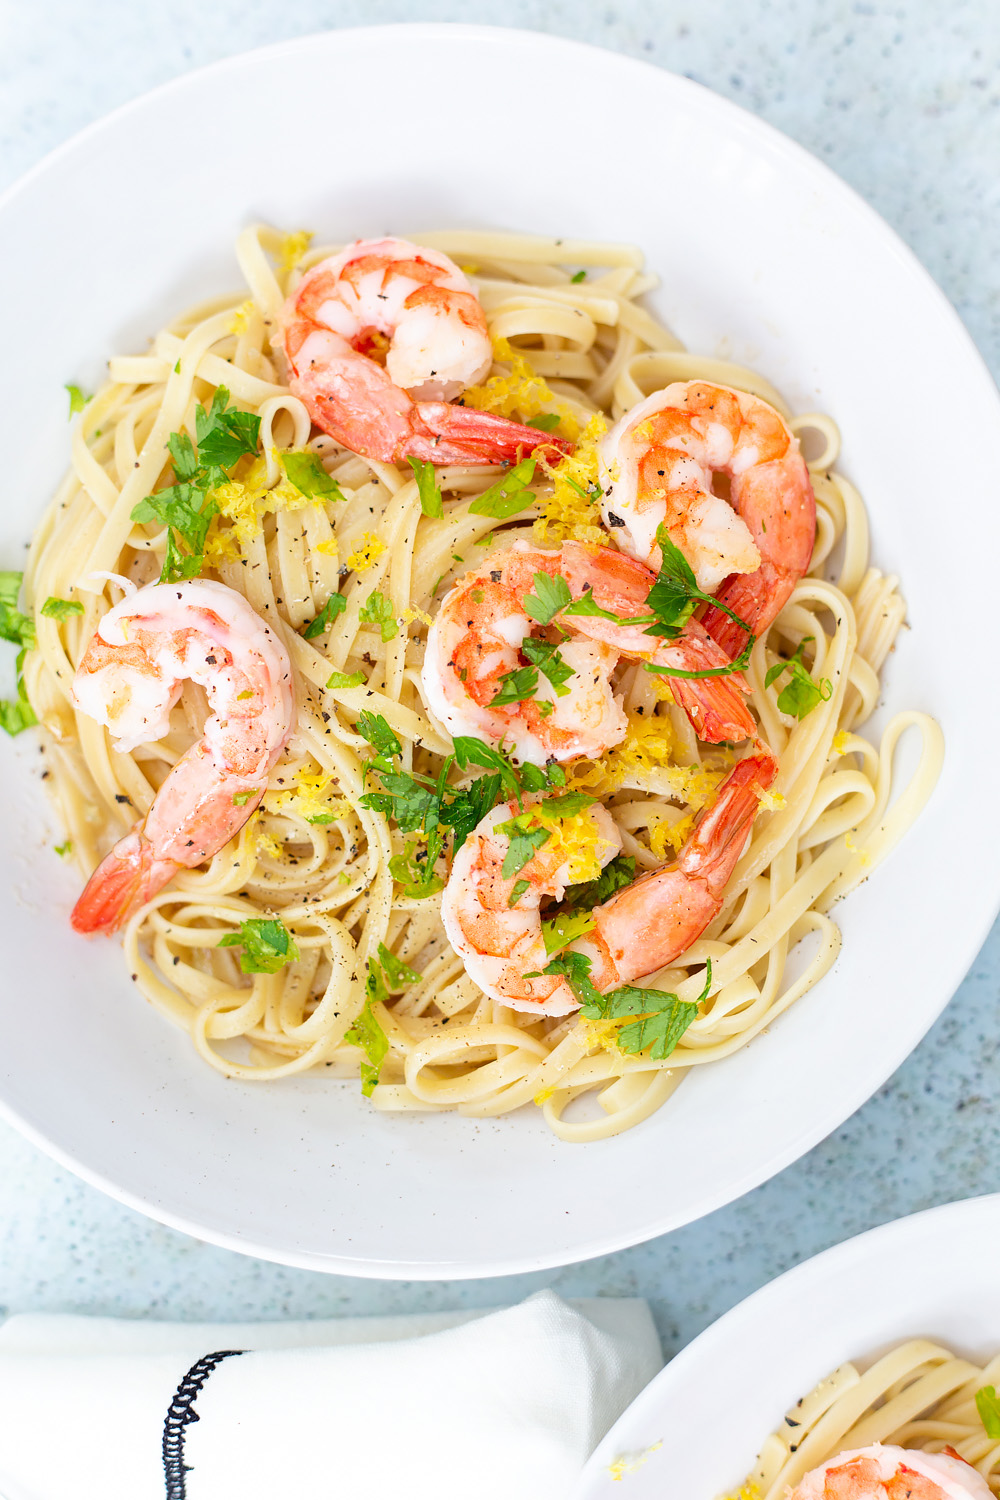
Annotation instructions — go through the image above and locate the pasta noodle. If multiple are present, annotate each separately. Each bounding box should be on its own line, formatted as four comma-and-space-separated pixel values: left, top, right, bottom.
21, 226, 943, 1140
729, 1341, 1000, 1497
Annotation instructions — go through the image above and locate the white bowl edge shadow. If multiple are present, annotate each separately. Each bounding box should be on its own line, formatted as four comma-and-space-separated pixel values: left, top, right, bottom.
577, 1192, 1000, 1498
0, 25, 998, 1278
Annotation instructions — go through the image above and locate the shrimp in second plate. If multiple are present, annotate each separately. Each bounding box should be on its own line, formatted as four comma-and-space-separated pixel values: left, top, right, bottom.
70, 579, 294, 935
422, 539, 755, 763
600, 380, 815, 655
279, 237, 574, 466
443, 747, 777, 1014
789, 1444, 994, 1500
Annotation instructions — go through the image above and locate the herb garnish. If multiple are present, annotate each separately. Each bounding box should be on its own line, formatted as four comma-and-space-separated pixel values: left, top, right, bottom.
218, 916, 299, 974
527, 412, 562, 433
301, 591, 347, 639
41, 597, 84, 622
326, 669, 366, 689
282, 451, 348, 501
535, 952, 713, 1060
358, 590, 398, 642
407, 457, 445, 518
0, 572, 37, 736
641, 529, 756, 680
764, 637, 833, 720
345, 959, 390, 1096
468, 456, 537, 520
975, 1385, 1000, 1440
65, 384, 90, 416
131, 387, 261, 583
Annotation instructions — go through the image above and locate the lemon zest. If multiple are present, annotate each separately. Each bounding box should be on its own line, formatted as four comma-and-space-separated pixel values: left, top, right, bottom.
758, 788, 786, 812
402, 606, 433, 628
279, 230, 313, 275
832, 729, 851, 755
227, 299, 255, 335
264, 767, 348, 826
607, 1441, 664, 1482
650, 813, 694, 860
718, 1485, 760, 1500
534, 412, 609, 548
845, 830, 871, 867
533, 806, 615, 885
206, 455, 316, 559
315, 539, 339, 558
533, 1085, 555, 1106
576, 1016, 621, 1054
462, 337, 581, 435
346, 532, 387, 572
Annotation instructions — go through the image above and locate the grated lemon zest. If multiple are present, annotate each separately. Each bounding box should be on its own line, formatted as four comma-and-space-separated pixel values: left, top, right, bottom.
607, 1441, 664, 1482
205, 455, 316, 560
533, 1085, 555, 1106
534, 413, 610, 548
315, 538, 339, 557
279, 230, 313, 275
227, 300, 255, 335
462, 337, 582, 435
650, 813, 694, 860
346, 532, 387, 572
534, 807, 615, 885
264, 767, 348, 826
576, 1016, 621, 1054
845, 830, 871, 867
758, 788, 786, 812
718, 1486, 760, 1500
568, 715, 680, 798
402, 606, 433, 628
832, 730, 851, 755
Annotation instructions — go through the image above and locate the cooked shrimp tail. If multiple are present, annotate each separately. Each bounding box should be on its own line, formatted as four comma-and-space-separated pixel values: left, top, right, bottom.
69, 580, 293, 936
790, 1443, 994, 1499
585, 746, 778, 988
408, 400, 572, 465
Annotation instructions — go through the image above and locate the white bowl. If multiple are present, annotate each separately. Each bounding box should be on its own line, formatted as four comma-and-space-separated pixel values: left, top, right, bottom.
577, 1193, 1000, 1496
1, 25, 997, 1278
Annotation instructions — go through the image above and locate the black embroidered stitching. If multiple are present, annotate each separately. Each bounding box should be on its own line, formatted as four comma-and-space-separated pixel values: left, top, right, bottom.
162, 1349, 245, 1498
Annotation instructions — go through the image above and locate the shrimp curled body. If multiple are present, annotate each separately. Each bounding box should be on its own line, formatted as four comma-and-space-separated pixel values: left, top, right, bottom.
422, 539, 756, 763
70, 580, 294, 935
442, 748, 777, 1015
601, 380, 815, 654
789, 1443, 993, 1500
279, 237, 573, 466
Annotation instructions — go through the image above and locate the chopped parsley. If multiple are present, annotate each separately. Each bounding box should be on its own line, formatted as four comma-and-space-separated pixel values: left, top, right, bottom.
131, 387, 261, 583
41, 597, 84, 622
541, 908, 595, 956
377, 941, 421, 988
522, 637, 574, 696
282, 451, 347, 500
975, 1384, 1000, 1440
468, 456, 537, 520
490, 663, 540, 706
570, 270, 587, 284
301, 591, 347, 639
538, 951, 713, 1060
642, 528, 756, 680
407, 457, 444, 518
326, 669, 366, 689
232, 791, 252, 806
524, 571, 572, 626
563, 854, 636, 911
65, 383, 90, 416
0, 572, 37, 737
388, 836, 445, 900
218, 916, 299, 974
345, 960, 391, 1095
764, 637, 833, 720
54, 839, 73, 858
527, 412, 562, 433
358, 590, 398, 642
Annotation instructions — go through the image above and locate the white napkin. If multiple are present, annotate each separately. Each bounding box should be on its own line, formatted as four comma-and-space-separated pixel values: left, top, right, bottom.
0, 1291, 660, 1500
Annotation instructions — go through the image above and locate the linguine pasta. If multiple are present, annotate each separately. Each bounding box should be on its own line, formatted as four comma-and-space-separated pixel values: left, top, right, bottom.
22, 226, 943, 1141
729, 1340, 1000, 1498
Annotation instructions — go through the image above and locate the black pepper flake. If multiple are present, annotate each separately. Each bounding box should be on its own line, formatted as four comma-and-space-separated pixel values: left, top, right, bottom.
608, 511, 625, 528
114, 794, 133, 805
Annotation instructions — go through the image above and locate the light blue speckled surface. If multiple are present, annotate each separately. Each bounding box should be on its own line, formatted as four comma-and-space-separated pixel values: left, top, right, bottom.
0, 0, 998, 1352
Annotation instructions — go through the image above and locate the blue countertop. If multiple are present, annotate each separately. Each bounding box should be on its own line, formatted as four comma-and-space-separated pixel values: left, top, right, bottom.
1, 0, 998, 1352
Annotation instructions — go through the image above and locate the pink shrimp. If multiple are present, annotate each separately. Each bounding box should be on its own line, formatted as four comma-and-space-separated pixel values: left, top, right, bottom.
422, 540, 756, 764
278, 237, 574, 466
70, 579, 294, 935
789, 1444, 993, 1500
442, 746, 777, 1015
601, 380, 816, 657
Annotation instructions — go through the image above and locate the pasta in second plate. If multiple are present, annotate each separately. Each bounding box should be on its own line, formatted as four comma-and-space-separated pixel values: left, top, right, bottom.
17, 226, 943, 1141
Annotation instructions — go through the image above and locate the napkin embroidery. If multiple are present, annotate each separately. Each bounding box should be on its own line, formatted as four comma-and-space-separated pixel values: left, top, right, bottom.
162, 1349, 246, 1498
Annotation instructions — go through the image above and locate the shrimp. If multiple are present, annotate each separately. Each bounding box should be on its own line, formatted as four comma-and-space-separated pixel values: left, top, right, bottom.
600, 380, 815, 655
69, 579, 294, 935
788, 1444, 993, 1500
421, 540, 755, 763
278, 237, 574, 466
442, 747, 776, 1014
443, 798, 623, 1015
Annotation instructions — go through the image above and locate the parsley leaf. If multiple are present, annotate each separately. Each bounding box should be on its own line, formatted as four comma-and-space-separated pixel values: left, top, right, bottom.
326, 669, 366, 689
359, 590, 398, 642
195, 386, 262, 469
563, 854, 636, 910
452, 735, 522, 795
345, 978, 389, 1097
468, 456, 537, 519
541, 908, 595, 956
218, 917, 299, 974
642, 527, 756, 679
41, 597, 84, 622
54, 839, 73, 857
537, 952, 712, 1060
527, 412, 562, 432
302, 591, 347, 638
563, 585, 654, 626
0, 574, 37, 737
65, 383, 90, 416
438, 771, 503, 850
495, 812, 552, 879
491, 663, 538, 705
377, 942, 421, 988
539, 789, 595, 819
407, 457, 445, 518
357, 712, 403, 760
764, 638, 833, 720
532, 949, 604, 1008
522, 637, 574, 697
975, 1385, 1000, 1440
389, 832, 445, 899
524, 571, 572, 626
282, 451, 347, 500
571, 270, 587, 284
